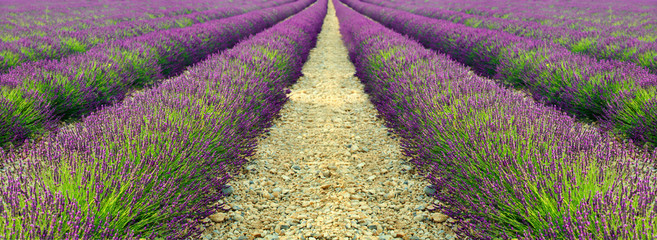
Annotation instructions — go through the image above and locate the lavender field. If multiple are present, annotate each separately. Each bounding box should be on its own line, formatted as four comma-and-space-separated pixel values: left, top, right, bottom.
0, 0, 655, 239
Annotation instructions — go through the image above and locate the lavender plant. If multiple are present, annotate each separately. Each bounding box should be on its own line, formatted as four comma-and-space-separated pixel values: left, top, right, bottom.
0, 0, 326, 238
361, 0, 657, 75
342, 0, 657, 149
0, 0, 315, 149
335, 0, 657, 239
0, 0, 296, 73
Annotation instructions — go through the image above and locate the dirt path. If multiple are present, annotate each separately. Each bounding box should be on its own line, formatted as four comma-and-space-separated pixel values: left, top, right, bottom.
199, 1, 459, 239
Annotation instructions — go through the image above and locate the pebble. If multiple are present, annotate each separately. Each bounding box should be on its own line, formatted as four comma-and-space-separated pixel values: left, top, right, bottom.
222, 185, 234, 196
431, 213, 449, 223
209, 213, 226, 223
424, 185, 436, 196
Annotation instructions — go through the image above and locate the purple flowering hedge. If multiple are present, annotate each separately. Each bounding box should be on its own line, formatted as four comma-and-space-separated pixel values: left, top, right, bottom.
0, 0, 314, 149
361, 0, 657, 75
0, 0, 296, 73
342, 0, 657, 149
0, 0, 236, 42
0, 0, 325, 238
394, 0, 657, 41
335, 0, 657, 239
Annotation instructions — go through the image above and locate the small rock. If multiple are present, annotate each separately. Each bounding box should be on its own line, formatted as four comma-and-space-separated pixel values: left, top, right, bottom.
222, 185, 234, 196
237, 237, 248, 240
292, 165, 301, 171
357, 163, 366, 168
410, 237, 421, 240
431, 213, 449, 223
273, 187, 282, 193
367, 176, 376, 181
282, 175, 290, 181
394, 232, 406, 238
362, 147, 369, 152
413, 215, 425, 222
320, 184, 331, 190
424, 185, 436, 196
379, 235, 393, 240
232, 205, 242, 210
280, 224, 290, 230
265, 235, 279, 240
245, 165, 256, 172
209, 213, 226, 223
251, 231, 263, 238
350, 145, 359, 153
221, 204, 232, 211
234, 214, 245, 221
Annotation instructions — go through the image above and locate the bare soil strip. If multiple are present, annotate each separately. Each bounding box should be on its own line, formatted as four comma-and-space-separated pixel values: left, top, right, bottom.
200, 2, 459, 239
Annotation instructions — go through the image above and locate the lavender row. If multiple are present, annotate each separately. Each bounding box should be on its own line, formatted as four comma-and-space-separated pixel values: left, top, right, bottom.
0, 0, 325, 238
362, 0, 657, 75
0, 0, 314, 149
0, 1, 174, 34
0, 0, 295, 73
334, 1, 657, 239
0, 1, 222, 42
389, 0, 657, 40
343, 0, 657, 149
0, 0, 284, 41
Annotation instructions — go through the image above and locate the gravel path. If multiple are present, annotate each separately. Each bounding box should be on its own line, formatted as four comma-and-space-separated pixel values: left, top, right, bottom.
198, 2, 460, 239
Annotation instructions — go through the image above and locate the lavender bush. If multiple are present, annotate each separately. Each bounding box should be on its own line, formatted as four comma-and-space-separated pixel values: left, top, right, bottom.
0, 0, 296, 73
343, 0, 657, 149
0, 0, 314, 149
361, 0, 657, 75
368, 0, 657, 40
335, 0, 657, 239
0, 0, 326, 238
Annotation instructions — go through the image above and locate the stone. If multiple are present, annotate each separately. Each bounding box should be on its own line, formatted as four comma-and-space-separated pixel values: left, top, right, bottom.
237, 237, 248, 240
251, 231, 263, 238
292, 165, 301, 171
222, 185, 234, 196
431, 213, 449, 223
413, 215, 425, 222
426, 205, 436, 211
209, 213, 226, 223
423, 185, 436, 196
221, 204, 232, 211
265, 235, 279, 240
379, 235, 393, 240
